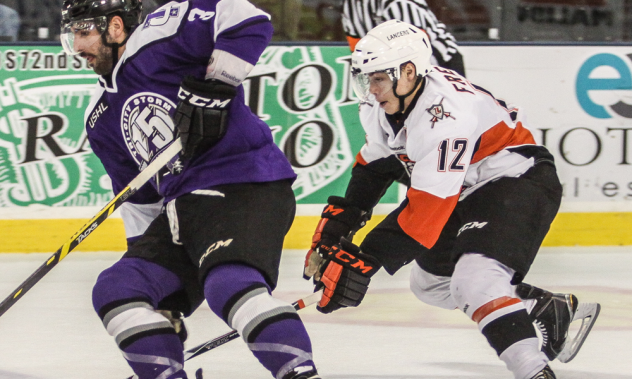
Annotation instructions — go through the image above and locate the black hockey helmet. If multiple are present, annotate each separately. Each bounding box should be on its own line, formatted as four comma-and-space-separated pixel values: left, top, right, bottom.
61, 0, 142, 60
61, 0, 143, 32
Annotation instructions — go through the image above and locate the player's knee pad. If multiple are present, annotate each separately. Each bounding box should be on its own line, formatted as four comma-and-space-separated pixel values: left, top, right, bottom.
204, 263, 299, 343
93, 258, 183, 349
92, 257, 183, 312
449, 253, 517, 320
409, 261, 457, 310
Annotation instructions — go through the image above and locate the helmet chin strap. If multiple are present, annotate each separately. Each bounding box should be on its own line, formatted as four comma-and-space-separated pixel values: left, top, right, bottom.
392, 75, 423, 115
100, 30, 133, 73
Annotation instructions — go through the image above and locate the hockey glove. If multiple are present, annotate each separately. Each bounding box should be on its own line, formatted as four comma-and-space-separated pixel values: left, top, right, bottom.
173, 76, 236, 161
316, 238, 381, 314
303, 196, 368, 281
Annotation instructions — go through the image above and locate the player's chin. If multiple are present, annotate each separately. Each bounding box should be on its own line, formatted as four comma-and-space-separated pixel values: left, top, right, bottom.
381, 101, 397, 114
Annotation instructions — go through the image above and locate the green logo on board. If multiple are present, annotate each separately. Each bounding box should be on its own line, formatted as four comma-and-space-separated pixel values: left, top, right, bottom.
0, 47, 112, 207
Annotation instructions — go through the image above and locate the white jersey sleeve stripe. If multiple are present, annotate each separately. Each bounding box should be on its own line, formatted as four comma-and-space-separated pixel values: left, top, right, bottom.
214, 0, 270, 42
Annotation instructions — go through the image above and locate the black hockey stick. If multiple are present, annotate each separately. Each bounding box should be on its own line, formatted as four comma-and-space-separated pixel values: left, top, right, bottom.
184, 290, 323, 361
0, 139, 183, 318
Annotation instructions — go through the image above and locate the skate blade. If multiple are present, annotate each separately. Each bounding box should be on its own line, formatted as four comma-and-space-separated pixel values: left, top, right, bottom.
557, 302, 601, 363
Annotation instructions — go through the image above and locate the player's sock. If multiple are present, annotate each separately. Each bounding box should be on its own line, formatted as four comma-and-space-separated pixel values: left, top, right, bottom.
476, 299, 549, 379
451, 254, 548, 379
204, 263, 316, 379
93, 258, 187, 379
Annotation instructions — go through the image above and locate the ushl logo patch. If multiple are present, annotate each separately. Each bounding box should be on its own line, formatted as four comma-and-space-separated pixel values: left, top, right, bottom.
426, 98, 455, 128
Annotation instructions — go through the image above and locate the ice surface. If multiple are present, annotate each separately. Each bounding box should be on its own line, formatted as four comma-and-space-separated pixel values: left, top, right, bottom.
0, 247, 630, 378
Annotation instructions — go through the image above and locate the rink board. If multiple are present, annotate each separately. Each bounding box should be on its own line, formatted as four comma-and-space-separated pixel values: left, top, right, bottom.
1, 44, 632, 252
1, 212, 632, 253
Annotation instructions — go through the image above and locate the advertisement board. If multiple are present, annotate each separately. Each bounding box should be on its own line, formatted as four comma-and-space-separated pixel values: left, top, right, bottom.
0, 45, 400, 216
1, 43, 631, 250
461, 45, 632, 212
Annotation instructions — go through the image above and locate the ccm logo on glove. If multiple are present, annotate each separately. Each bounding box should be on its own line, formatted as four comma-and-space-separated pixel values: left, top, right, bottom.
323, 204, 344, 216
331, 248, 377, 275
316, 238, 381, 314
303, 197, 368, 281
177, 88, 232, 108
173, 76, 237, 161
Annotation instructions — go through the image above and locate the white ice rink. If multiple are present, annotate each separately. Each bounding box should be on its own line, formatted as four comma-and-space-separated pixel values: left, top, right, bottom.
0, 247, 630, 379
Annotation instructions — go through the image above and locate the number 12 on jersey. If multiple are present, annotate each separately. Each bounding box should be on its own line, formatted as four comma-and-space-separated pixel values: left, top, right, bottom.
437, 138, 468, 172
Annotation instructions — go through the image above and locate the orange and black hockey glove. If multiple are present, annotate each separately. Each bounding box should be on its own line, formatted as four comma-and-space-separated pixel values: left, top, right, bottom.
303, 196, 368, 281
315, 238, 381, 314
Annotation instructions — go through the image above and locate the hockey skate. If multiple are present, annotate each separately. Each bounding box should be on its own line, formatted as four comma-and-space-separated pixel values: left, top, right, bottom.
517, 283, 600, 363
530, 365, 556, 379
282, 366, 322, 379
126, 368, 201, 379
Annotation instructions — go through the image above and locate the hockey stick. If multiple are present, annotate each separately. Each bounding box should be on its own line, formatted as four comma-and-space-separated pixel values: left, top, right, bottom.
184, 289, 323, 361
0, 138, 182, 318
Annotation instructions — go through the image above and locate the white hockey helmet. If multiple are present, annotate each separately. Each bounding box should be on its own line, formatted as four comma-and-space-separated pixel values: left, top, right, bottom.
351, 19, 432, 102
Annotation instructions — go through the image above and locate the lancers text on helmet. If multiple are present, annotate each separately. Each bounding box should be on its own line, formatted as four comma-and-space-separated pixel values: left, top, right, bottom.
387, 29, 410, 41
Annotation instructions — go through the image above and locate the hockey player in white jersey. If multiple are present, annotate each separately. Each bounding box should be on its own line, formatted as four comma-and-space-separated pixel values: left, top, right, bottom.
303, 20, 600, 379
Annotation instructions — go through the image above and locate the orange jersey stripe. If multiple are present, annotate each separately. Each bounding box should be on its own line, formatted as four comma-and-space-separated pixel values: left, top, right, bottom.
471, 121, 536, 164
354, 151, 369, 167
397, 188, 459, 248
471, 296, 522, 323
346, 36, 360, 52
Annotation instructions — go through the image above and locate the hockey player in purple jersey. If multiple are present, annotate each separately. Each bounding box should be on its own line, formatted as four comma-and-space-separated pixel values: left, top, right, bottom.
60, 0, 320, 378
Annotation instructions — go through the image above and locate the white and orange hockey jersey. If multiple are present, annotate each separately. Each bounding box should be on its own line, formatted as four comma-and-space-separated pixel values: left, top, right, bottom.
355, 66, 550, 249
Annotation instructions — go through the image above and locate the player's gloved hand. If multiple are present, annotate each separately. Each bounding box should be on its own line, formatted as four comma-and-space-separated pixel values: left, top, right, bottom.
315, 238, 381, 314
173, 76, 236, 161
303, 196, 367, 281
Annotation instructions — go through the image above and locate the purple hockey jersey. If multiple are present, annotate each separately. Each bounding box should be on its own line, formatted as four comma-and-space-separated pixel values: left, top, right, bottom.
83, 0, 297, 207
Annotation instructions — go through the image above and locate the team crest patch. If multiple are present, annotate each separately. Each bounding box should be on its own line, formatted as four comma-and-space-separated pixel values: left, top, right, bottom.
121, 92, 177, 171
426, 98, 455, 128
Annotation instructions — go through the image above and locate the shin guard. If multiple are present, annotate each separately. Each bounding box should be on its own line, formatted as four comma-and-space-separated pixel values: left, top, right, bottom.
451, 254, 547, 379
205, 263, 316, 379
93, 258, 187, 379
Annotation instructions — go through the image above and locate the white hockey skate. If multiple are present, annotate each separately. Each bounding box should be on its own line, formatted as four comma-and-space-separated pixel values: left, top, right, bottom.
517, 283, 600, 363
557, 301, 601, 363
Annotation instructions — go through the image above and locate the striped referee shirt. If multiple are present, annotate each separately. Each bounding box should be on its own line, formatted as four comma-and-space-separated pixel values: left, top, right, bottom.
341, 0, 465, 75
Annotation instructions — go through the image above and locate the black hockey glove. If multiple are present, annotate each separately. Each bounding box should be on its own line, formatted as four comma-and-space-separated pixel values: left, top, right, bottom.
315, 238, 381, 314
173, 76, 236, 161
303, 196, 368, 281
